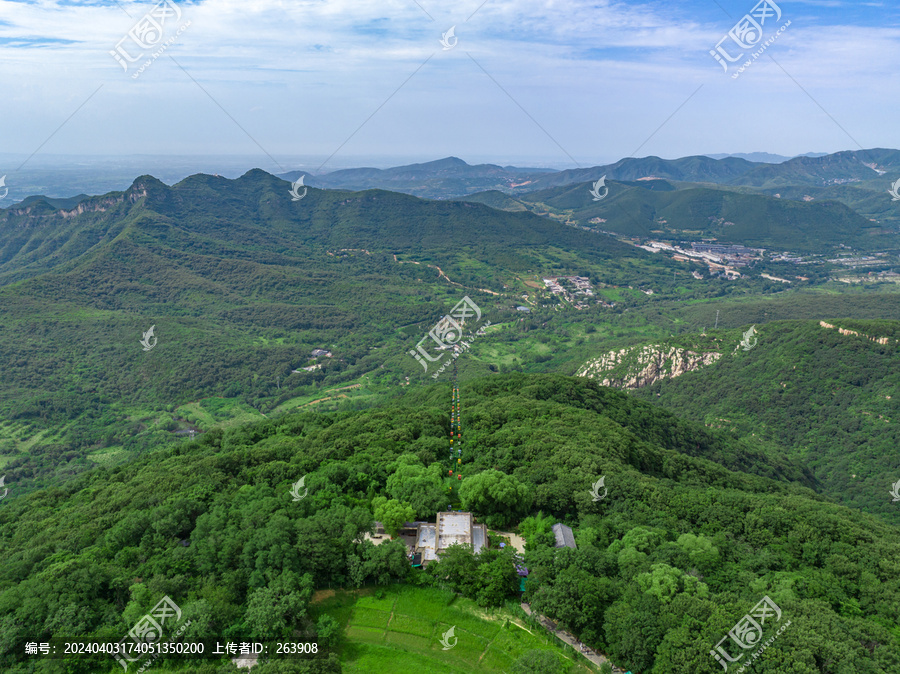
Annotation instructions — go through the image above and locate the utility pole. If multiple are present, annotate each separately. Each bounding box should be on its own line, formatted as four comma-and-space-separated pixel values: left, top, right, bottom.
715, 310, 719, 329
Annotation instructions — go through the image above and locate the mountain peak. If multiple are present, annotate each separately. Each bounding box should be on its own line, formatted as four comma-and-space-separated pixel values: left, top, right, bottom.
129, 174, 167, 190
422, 156, 469, 169
238, 168, 278, 181
127, 174, 168, 200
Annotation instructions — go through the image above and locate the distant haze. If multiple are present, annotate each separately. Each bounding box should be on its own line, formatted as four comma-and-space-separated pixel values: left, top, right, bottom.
0, 150, 845, 202
704, 152, 829, 164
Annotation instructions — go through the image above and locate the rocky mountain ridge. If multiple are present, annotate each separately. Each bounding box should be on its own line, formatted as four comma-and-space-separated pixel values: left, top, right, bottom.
577, 343, 723, 389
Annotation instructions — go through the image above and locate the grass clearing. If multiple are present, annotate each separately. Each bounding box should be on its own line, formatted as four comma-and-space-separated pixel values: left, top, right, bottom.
311, 585, 597, 673
387, 612, 433, 637
350, 607, 391, 630
176, 397, 264, 429
86, 446, 127, 467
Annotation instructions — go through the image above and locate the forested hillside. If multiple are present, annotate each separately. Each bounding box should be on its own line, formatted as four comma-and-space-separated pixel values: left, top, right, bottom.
508, 181, 884, 251
618, 320, 900, 526
0, 375, 898, 672
0, 170, 690, 490
0, 170, 645, 286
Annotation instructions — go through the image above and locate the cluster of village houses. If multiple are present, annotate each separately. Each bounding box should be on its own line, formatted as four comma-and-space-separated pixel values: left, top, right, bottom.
542, 275, 594, 297
539, 276, 608, 309
291, 348, 333, 373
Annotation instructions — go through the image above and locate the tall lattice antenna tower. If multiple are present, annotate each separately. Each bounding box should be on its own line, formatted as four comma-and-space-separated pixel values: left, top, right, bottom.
448, 346, 463, 494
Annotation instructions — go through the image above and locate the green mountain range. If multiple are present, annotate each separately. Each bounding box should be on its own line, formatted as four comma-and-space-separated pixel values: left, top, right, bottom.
464, 178, 891, 252
281, 149, 900, 204
0, 170, 645, 285
1, 169, 696, 490
278, 156, 556, 200
2, 169, 898, 494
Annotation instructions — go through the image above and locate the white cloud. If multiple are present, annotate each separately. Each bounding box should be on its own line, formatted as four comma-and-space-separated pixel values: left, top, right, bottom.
0, 0, 896, 160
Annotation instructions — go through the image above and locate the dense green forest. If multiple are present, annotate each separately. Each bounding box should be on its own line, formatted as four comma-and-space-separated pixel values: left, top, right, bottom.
620, 319, 900, 526
500, 180, 886, 251
1, 375, 898, 672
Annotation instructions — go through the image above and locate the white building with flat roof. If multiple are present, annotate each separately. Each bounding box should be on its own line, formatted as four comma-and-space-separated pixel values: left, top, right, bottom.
414, 511, 488, 564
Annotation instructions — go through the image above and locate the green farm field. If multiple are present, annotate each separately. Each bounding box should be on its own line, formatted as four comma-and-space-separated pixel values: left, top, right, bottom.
311, 585, 597, 673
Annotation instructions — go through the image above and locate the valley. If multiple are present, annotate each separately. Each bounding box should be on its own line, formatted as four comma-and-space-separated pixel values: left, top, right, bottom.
0, 155, 898, 674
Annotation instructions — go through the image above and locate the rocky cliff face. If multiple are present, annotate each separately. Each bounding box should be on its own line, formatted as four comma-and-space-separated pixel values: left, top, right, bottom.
818, 321, 894, 345
579, 321, 897, 390
577, 344, 722, 389
2, 182, 149, 222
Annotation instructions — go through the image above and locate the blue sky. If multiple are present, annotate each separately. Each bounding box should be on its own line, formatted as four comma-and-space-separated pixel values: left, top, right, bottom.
0, 0, 898, 172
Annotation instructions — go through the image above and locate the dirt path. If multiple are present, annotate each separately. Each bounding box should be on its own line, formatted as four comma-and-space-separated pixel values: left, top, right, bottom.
296, 383, 364, 409
431, 263, 502, 296
386, 598, 397, 631
300, 393, 349, 408
522, 603, 627, 672
331, 384, 362, 392
393, 255, 501, 296
311, 589, 336, 604
311, 587, 373, 605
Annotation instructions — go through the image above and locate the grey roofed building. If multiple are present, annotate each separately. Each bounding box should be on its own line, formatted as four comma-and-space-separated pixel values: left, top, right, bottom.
415, 523, 439, 563
552, 523, 577, 549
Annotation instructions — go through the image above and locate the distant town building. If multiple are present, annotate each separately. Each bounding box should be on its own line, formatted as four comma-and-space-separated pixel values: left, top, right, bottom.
516, 306, 531, 312
311, 349, 333, 358
691, 243, 763, 257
